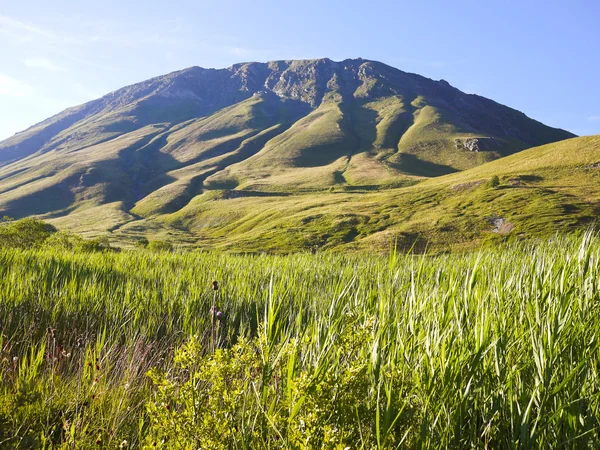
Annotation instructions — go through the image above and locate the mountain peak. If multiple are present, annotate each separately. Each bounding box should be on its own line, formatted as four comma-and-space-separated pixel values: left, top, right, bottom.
0, 58, 575, 228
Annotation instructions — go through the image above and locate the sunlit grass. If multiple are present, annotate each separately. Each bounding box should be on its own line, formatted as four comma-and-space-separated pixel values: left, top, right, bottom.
1, 232, 600, 447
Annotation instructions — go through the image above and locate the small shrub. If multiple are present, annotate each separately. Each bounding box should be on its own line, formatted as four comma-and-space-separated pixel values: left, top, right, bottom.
145, 323, 410, 449
44, 231, 81, 250
489, 175, 500, 188
45, 232, 115, 252
77, 237, 110, 252
147, 240, 173, 252
135, 237, 149, 249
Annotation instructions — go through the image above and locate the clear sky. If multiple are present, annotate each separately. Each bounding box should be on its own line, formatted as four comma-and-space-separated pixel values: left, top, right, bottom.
1, 0, 598, 141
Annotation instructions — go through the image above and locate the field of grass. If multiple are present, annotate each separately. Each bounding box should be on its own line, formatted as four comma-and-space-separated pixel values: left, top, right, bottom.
1, 232, 600, 448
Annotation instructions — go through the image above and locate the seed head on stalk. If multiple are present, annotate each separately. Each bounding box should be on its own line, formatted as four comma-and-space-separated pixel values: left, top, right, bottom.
211, 281, 219, 354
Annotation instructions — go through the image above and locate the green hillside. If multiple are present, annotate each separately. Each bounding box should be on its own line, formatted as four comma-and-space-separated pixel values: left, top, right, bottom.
0, 58, 579, 249
38, 134, 598, 252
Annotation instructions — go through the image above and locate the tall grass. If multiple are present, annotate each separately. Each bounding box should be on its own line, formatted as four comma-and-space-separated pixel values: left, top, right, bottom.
1, 232, 600, 447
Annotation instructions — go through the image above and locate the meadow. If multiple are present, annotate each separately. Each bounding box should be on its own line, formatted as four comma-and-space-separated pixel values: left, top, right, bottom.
1, 231, 600, 448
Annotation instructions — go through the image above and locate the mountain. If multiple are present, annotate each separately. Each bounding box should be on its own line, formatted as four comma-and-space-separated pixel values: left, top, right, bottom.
0, 58, 579, 248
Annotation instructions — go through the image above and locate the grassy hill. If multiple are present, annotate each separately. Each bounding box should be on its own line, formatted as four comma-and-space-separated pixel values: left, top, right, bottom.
39, 134, 599, 252
0, 58, 579, 249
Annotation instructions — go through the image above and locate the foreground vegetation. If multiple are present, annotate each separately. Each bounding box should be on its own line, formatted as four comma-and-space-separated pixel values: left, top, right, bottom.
1, 231, 600, 448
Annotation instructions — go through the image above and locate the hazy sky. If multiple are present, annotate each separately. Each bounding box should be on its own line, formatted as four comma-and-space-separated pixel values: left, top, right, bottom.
1, 0, 599, 140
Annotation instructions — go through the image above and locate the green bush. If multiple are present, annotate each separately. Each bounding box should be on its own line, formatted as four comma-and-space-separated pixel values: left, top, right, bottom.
145, 322, 409, 449
489, 175, 500, 188
0, 217, 57, 248
77, 237, 111, 253
44, 231, 79, 249
147, 240, 173, 252
44, 231, 115, 252
135, 237, 149, 249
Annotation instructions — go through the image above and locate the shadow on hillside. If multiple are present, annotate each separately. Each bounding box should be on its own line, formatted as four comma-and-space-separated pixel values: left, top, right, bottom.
0, 178, 78, 218
390, 153, 458, 177
1, 130, 189, 220
93, 133, 181, 209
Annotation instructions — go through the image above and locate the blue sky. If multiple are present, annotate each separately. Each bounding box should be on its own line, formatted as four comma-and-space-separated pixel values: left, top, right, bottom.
0, 0, 598, 140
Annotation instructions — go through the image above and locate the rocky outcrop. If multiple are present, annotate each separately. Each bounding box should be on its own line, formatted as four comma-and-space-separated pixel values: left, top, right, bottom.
485, 216, 514, 234
454, 137, 502, 152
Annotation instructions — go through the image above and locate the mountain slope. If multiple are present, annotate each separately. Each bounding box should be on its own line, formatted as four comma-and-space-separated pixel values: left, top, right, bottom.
0, 58, 577, 246
128, 134, 598, 252
33, 134, 598, 252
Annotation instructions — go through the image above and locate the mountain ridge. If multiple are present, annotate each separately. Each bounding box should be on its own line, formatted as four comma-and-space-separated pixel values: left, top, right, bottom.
0, 57, 581, 249
2, 58, 574, 163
